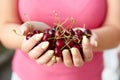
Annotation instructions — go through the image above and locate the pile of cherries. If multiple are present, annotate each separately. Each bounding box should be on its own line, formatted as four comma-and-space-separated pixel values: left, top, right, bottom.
26, 25, 92, 57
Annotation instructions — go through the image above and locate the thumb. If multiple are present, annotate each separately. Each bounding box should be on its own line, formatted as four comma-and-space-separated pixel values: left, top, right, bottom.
90, 32, 98, 47
20, 22, 33, 35
20, 21, 51, 35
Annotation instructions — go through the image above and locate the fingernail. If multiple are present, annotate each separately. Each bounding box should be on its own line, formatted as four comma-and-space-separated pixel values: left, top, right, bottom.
52, 56, 56, 61
71, 48, 77, 54
82, 36, 89, 48
48, 50, 54, 57
62, 49, 69, 55
20, 26, 27, 35
21, 29, 24, 35
35, 33, 43, 41
94, 41, 98, 47
90, 38, 98, 47
41, 41, 49, 49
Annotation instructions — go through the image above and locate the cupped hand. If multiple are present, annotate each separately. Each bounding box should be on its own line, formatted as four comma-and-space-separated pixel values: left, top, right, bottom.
20, 21, 56, 66
62, 28, 98, 67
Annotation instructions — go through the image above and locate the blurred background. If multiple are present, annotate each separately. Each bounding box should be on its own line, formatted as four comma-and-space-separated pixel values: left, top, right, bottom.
0, 42, 120, 80
0, 43, 14, 80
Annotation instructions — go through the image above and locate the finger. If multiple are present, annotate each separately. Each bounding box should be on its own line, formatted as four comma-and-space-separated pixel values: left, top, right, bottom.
36, 50, 54, 64
56, 57, 62, 63
21, 33, 43, 53
73, 27, 85, 32
47, 56, 56, 66
28, 41, 49, 59
62, 49, 73, 67
29, 21, 50, 31
20, 22, 31, 35
20, 21, 50, 35
71, 48, 84, 67
90, 32, 98, 47
82, 36, 93, 62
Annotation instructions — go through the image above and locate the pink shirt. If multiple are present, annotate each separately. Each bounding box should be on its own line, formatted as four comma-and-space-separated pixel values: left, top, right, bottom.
12, 0, 107, 80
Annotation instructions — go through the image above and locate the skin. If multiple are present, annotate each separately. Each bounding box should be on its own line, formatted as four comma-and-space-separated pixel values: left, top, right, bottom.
0, 0, 120, 67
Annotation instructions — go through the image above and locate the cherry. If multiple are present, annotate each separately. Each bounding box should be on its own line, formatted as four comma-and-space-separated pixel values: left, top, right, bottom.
44, 28, 55, 36
54, 47, 62, 57
73, 44, 80, 50
42, 33, 52, 41
55, 39, 65, 49
33, 30, 41, 34
26, 33, 34, 40
74, 29, 83, 39
83, 29, 92, 38
55, 30, 62, 37
67, 40, 74, 48
50, 27, 56, 34
65, 28, 74, 36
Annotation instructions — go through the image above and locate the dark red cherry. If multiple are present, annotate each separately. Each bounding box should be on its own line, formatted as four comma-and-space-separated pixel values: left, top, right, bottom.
55, 39, 65, 49
44, 28, 55, 36
55, 31, 62, 37
67, 40, 74, 48
33, 30, 41, 34
44, 29, 50, 34
26, 33, 34, 40
83, 29, 92, 38
74, 29, 83, 39
50, 27, 56, 33
65, 28, 74, 36
54, 47, 62, 57
73, 35, 81, 43
42, 33, 52, 41
73, 44, 80, 50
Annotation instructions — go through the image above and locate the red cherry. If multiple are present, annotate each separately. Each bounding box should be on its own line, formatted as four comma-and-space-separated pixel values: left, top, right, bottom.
26, 33, 34, 40
55, 39, 65, 49
42, 33, 52, 41
67, 40, 74, 48
83, 29, 92, 38
54, 47, 62, 57
73, 44, 80, 50
33, 30, 41, 34
74, 29, 83, 39
55, 30, 62, 37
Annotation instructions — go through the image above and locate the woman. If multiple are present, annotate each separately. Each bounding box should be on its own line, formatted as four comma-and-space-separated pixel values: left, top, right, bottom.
0, 0, 120, 80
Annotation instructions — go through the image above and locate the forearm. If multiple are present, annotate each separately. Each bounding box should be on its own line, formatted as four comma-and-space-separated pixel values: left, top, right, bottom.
0, 22, 24, 49
92, 25, 120, 51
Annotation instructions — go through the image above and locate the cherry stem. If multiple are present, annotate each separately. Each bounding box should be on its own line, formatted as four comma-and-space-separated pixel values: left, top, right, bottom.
13, 29, 23, 36
27, 23, 34, 33
83, 24, 86, 29
68, 17, 75, 29
61, 39, 73, 50
24, 13, 31, 21
60, 17, 69, 26
53, 10, 61, 25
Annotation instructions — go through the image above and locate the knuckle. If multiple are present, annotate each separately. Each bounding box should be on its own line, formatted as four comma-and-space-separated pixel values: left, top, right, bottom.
74, 59, 84, 67
28, 53, 36, 60
47, 61, 55, 67
36, 61, 42, 65
36, 59, 45, 65
28, 51, 38, 60
65, 60, 73, 67
30, 37, 38, 44
21, 43, 29, 53
84, 52, 93, 62
85, 56, 93, 62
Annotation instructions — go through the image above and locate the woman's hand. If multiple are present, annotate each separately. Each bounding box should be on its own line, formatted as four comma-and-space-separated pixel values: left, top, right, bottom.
62, 29, 98, 67
20, 21, 56, 66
